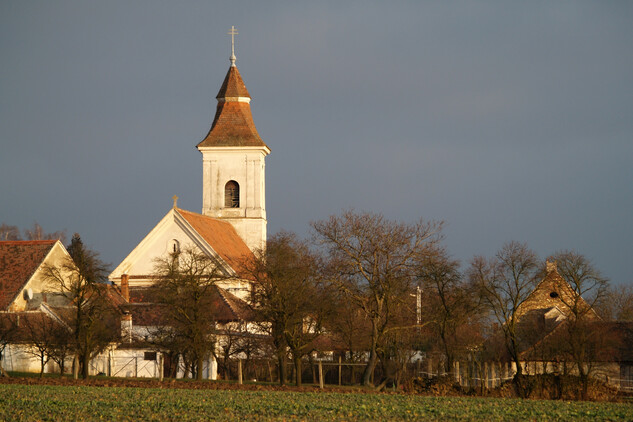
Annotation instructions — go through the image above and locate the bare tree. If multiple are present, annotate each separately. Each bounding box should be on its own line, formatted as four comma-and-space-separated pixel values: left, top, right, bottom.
547, 250, 610, 399
418, 250, 481, 375
594, 284, 633, 322
43, 233, 116, 379
22, 313, 73, 377
0, 223, 21, 240
247, 231, 331, 386
216, 322, 260, 380
325, 292, 371, 382
153, 246, 225, 380
468, 241, 540, 397
312, 211, 442, 387
24, 222, 66, 244
0, 315, 17, 376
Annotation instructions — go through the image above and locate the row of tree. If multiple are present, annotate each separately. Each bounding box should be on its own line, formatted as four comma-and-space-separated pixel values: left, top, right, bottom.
148, 211, 631, 397
2, 214, 631, 398
0, 222, 66, 243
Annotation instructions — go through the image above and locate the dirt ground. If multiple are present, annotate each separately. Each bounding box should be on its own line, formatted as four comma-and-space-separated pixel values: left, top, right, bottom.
0, 375, 368, 393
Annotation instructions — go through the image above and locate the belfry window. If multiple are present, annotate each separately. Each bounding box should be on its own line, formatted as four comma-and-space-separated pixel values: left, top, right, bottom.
225, 181, 240, 208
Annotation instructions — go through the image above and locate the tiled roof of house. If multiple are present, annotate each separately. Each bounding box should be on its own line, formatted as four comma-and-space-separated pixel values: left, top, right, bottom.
123, 285, 252, 325
197, 66, 268, 148
520, 320, 633, 362
176, 208, 255, 279
215, 287, 253, 322
123, 303, 170, 326
0, 240, 57, 310
518, 265, 597, 320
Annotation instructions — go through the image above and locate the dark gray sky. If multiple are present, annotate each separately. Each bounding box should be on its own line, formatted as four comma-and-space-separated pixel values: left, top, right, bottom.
2, 2, 632, 285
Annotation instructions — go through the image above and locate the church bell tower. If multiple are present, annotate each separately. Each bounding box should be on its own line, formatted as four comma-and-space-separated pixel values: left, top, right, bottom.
197, 27, 270, 252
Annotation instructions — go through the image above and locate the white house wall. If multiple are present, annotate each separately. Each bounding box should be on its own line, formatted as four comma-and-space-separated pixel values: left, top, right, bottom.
10, 242, 72, 312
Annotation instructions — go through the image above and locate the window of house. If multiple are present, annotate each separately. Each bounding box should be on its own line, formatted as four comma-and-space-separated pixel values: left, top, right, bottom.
144, 352, 157, 361
225, 181, 240, 208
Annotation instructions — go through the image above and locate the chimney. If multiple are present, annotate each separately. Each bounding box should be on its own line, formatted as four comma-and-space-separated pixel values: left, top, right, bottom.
121, 312, 133, 343
121, 273, 130, 302
546, 260, 557, 273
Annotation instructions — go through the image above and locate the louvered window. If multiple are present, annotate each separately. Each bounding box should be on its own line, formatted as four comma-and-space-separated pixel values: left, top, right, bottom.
225, 181, 240, 208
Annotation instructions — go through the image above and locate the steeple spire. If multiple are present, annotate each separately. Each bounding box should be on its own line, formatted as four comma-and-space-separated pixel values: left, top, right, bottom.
197, 31, 268, 149
228, 26, 238, 67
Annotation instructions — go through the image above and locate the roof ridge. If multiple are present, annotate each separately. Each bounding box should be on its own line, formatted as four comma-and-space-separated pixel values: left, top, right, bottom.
0, 240, 58, 245
175, 208, 233, 227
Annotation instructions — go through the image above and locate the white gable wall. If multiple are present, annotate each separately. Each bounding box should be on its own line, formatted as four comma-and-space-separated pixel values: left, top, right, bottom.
111, 209, 211, 286
10, 241, 72, 312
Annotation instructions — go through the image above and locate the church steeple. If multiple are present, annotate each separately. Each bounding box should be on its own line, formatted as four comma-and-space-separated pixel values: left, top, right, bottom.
197, 27, 270, 253
197, 29, 268, 149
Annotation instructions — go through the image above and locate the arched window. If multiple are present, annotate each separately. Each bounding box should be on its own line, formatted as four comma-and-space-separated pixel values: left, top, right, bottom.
168, 239, 180, 254
225, 181, 240, 208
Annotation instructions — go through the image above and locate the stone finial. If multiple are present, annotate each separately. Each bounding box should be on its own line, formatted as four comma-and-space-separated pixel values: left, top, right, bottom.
172, 195, 178, 209
546, 260, 557, 273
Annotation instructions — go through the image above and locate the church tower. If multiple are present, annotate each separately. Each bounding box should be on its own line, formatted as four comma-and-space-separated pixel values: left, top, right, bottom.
197, 28, 270, 253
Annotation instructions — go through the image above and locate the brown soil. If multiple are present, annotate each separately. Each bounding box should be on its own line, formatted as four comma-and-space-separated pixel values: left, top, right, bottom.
0, 375, 368, 393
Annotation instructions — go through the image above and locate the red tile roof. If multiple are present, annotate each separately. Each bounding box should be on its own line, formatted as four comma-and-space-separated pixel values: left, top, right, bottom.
0, 240, 57, 310
215, 287, 253, 322
216, 65, 251, 99
176, 208, 255, 279
123, 285, 252, 325
197, 66, 268, 148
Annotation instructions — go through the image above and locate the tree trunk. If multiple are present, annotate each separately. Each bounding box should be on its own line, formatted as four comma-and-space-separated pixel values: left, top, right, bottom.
72, 355, 79, 379
0, 362, 9, 378
197, 356, 204, 381
294, 355, 302, 387
39, 354, 45, 378
277, 353, 287, 386
362, 346, 377, 386
82, 352, 90, 379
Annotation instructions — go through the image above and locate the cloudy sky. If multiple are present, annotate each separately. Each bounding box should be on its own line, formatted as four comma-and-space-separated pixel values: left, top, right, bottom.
1, 1, 632, 285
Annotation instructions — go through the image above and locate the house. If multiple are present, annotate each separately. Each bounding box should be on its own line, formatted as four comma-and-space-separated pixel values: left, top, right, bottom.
473, 261, 633, 391
0, 240, 76, 373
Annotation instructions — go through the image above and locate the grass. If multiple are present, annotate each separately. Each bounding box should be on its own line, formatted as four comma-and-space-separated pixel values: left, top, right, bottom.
1, 383, 633, 421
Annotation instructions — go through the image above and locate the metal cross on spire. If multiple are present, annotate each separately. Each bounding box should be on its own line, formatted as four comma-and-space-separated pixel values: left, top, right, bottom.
228, 26, 238, 66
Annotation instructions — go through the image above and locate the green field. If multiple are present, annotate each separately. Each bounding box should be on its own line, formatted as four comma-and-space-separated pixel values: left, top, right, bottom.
0, 384, 631, 421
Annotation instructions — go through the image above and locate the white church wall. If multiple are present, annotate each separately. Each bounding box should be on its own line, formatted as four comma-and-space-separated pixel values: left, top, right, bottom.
200, 147, 268, 253
111, 211, 208, 286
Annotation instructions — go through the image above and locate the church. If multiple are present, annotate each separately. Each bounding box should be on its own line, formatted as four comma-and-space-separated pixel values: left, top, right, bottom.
110, 34, 268, 300
0, 31, 271, 380
105, 32, 269, 378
